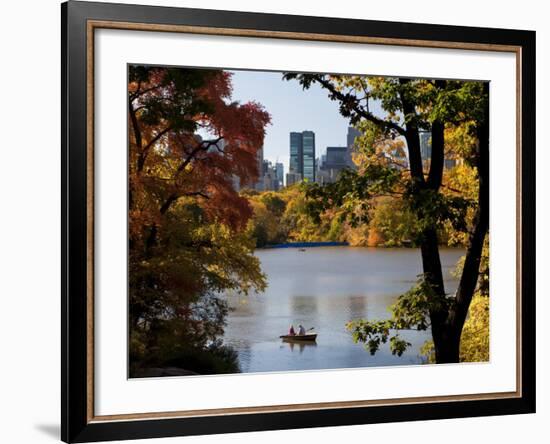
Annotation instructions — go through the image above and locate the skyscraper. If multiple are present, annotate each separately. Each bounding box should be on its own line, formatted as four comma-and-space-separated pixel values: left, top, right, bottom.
318, 146, 349, 183
286, 172, 301, 187
326, 146, 348, 167
254, 145, 265, 191
260, 160, 280, 191
275, 162, 284, 187
289, 132, 303, 179
302, 131, 316, 182
288, 131, 316, 183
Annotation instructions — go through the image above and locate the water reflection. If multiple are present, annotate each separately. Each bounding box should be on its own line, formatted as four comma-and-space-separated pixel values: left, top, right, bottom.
290, 295, 318, 316
282, 340, 318, 354
224, 247, 464, 374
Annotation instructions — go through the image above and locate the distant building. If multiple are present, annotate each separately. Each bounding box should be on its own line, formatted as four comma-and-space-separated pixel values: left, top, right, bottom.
347, 126, 361, 164
275, 162, 284, 188
256, 160, 280, 191
419, 132, 431, 162
315, 127, 361, 184
204, 138, 241, 191
326, 146, 348, 168
302, 131, 316, 182
254, 146, 265, 190
253, 147, 282, 191
445, 158, 457, 169
318, 146, 349, 183
289, 132, 303, 181
315, 157, 322, 183
286, 172, 302, 187
201, 140, 284, 192
419, 131, 457, 170
288, 131, 316, 183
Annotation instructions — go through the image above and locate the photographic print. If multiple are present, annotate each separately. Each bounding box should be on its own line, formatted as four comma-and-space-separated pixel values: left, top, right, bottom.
62, 3, 535, 440
127, 65, 490, 378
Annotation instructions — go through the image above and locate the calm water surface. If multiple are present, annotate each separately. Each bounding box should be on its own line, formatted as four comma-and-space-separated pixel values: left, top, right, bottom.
223, 247, 464, 373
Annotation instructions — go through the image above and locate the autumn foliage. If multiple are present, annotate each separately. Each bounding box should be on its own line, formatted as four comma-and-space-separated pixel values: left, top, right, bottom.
128, 66, 270, 375
284, 73, 489, 363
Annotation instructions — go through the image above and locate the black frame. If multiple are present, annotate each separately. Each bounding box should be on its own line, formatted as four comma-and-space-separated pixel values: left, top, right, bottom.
62, 1, 536, 442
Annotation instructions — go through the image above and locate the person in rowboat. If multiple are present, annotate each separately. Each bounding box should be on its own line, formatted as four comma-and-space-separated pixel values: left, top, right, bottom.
298, 324, 306, 336
288, 325, 296, 336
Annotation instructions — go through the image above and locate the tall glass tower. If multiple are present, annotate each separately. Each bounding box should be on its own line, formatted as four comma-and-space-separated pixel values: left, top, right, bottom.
289, 132, 303, 178
302, 131, 316, 182
289, 131, 315, 183
275, 162, 284, 187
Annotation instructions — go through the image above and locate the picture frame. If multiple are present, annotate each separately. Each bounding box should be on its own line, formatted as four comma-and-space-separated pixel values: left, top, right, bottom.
61, 1, 536, 442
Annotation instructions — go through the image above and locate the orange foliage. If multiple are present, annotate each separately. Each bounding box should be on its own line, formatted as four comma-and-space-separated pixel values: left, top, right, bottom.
367, 228, 384, 247
128, 67, 271, 244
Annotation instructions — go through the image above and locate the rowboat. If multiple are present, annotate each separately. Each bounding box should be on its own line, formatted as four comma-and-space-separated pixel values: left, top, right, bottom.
279, 333, 317, 342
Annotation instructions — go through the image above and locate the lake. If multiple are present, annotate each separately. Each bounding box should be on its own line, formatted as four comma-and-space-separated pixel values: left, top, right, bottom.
223, 246, 465, 374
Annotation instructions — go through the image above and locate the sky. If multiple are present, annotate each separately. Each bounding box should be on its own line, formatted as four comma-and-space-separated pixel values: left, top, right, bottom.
228, 70, 353, 175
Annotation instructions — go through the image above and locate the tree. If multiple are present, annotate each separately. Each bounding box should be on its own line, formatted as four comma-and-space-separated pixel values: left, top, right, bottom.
422, 240, 490, 363
368, 196, 419, 247
285, 73, 489, 363
246, 198, 281, 247
128, 66, 271, 372
129, 66, 271, 240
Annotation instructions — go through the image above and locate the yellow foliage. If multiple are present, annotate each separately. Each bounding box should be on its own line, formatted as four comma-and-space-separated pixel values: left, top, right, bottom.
421, 293, 489, 364
344, 225, 370, 246
459, 294, 490, 362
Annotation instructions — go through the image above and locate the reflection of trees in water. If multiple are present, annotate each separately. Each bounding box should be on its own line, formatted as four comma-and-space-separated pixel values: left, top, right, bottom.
285, 341, 317, 354
343, 295, 368, 319
231, 341, 252, 373
225, 289, 272, 321
223, 249, 466, 373
290, 294, 370, 336
290, 295, 318, 317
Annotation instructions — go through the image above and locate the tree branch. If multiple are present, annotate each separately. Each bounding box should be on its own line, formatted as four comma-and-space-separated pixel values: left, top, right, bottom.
129, 82, 163, 101
398, 78, 425, 185
313, 76, 406, 137
427, 80, 447, 190
159, 190, 209, 215
137, 126, 173, 172
427, 120, 445, 190
129, 100, 142, 152
176, 137, 224, 174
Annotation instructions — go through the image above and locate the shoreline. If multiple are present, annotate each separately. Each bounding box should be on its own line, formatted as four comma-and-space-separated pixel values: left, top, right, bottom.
258, 242, 466, 250
262, 241, 349, 249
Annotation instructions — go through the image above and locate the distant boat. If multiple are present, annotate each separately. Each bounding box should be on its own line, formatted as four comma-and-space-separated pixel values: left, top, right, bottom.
280, 333, 317, 342
299, 248, 306, 252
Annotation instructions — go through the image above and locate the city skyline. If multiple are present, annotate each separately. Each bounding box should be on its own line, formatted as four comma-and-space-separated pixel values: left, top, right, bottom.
229, 69, 385, 174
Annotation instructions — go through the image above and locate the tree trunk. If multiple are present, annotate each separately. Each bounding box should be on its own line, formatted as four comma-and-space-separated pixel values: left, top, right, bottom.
434, 82, 489, 363
420, 226, 458, 362
447, 82, 490, 341
433, 328, 461, 363
400, 78, 468, 363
